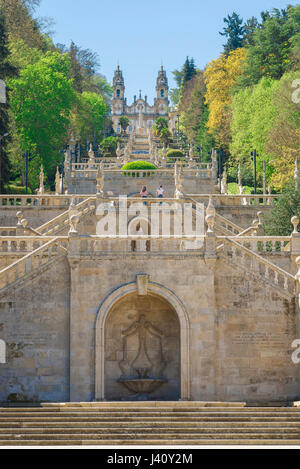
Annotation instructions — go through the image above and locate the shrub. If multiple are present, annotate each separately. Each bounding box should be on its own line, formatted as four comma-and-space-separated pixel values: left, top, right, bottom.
121, 161, 157, 170
166, 149, 184, 158
4, 184, 32, 195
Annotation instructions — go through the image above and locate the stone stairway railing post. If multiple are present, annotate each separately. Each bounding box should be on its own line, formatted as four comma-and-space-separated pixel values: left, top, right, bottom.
205, 197, 217, 268
291, 216, 300, 271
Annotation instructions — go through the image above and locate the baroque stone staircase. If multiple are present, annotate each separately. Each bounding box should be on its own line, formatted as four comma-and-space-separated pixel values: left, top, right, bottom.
0, 402, 300, 446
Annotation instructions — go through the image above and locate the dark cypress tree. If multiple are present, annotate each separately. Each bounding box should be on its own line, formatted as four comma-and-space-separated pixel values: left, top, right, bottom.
220, 12, 246, 55
181, 57, 197, 89
0, 10, 17, 193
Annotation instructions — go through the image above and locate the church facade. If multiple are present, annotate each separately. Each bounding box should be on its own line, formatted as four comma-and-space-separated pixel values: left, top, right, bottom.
111, 66, 169, 134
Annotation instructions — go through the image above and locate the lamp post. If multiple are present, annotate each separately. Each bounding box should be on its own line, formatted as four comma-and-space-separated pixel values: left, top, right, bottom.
0, 133, 9, 192
251, 150, 259, 195
218, 149, 223, 193
23, 150, 33, 195
59, 150, 65, 195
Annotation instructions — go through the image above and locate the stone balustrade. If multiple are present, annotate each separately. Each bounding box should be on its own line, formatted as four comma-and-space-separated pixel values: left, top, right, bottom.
187, 194, 279, 207
0, 195, 76, 208
232, 236, 291, 254
214, 213, 243, 235
0, 228, 17, 237
0, 237, 68, 291
70, 168, 213, 180
220, 237, 296, 296
0, 236, 56, 254
70, 235, 205, 255
38, 197, 96, 236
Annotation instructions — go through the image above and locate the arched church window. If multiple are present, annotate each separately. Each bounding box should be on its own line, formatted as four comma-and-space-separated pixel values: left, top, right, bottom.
160, 89, 164, 98
116, 89, 121, 98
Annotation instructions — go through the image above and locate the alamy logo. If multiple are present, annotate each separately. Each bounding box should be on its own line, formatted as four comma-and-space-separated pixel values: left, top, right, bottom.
292, 79, 300, 104
291, 339, 300, 364
96, 196, 205, 249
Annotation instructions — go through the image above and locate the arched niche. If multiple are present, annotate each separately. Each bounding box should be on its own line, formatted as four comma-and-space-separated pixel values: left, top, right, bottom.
95, 280, 190, 401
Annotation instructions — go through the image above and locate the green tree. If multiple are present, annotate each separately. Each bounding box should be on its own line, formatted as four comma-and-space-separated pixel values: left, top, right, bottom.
230, 77, 280, 181
243, 17, 259, 47
152, 117, 169, 137
220, 12, 245, 55
263, 185, 300, 235
239, 7, 299, 86
70, 91, 108, 145
100, 136, 119, 157
0, 10, 17, 192
9, 51, 75, 189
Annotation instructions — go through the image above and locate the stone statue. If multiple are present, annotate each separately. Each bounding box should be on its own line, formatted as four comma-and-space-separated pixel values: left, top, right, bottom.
88, 144, 95, 164
174, 162, 184, 199
38, 165, 45, 195
96, 162, 105, 196
161, 145, 167, 166
119, 315, 166, 380
116, 144, 122, 160
221, 169, 228, 195
55, 167, 60, 195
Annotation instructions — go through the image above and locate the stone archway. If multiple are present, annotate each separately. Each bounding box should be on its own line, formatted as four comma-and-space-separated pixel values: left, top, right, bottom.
95, 278, 190, 401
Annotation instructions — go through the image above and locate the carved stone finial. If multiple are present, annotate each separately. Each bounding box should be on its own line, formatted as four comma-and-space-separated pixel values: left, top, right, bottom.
206, 196, 216, 218
257, 211, 263, 226
291, 216, 300, 235
69, 214, 79, 235
16, 211, 23, 227
21, 218, 28, 228
205, 214, 215, 234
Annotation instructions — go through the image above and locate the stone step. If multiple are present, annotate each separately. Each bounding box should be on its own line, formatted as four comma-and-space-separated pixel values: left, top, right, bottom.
0, 427, 299, 435
0, 433, 300, 441
41, 401, 246, 408
0, 438, 300, 447
0, 415, 300, 423
1, 422, 300, 429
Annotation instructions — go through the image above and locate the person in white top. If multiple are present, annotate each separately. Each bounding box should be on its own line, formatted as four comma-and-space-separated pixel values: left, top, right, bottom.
157, 185, 165, 204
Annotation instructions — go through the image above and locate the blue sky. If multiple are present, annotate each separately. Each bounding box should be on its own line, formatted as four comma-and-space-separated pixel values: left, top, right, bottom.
38, 0, 293, 102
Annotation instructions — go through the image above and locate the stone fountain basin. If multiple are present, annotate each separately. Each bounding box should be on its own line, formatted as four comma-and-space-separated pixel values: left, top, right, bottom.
118, 378, 167, 394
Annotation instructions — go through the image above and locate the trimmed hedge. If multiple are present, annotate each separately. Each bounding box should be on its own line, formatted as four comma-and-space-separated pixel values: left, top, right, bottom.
121, 161, 157, 170
166, 149, 184, 158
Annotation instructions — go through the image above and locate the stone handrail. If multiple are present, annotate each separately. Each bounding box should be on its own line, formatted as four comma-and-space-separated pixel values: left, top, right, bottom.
0, 195, 74, 208
232, 236, 291, 254
71, 235, 205, 254
0, 237, 68, 292
37, 197, 96, 236
186, 194, 279, 207
184, 194, 243, 236
0, 227, 17, 236
0, 236, 56, 254
214, 213, 243, 236
219, 237, 296, 296
70, 167, 213, 179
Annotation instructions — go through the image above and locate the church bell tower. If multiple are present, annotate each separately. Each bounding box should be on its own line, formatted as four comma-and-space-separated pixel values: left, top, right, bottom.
112, 65, 125, 116
155, 66, 169, 115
